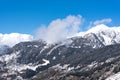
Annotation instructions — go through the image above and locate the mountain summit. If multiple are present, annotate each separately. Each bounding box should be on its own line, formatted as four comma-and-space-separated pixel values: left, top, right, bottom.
75, 24, 120, 46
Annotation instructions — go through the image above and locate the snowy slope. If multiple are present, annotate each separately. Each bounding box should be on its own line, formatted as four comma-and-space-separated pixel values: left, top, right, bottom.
106, 72, 120, 80
75, 24, 120, 46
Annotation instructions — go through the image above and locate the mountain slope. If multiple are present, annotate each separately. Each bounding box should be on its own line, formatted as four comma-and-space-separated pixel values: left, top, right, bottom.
0, 25, 120, 80
0, 39, 120, 80
31, 44, 120, 80
76, 24, 120, 46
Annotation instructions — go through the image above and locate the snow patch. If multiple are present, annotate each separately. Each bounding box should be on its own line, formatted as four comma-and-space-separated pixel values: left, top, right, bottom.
106, 72, 120, 80
0, 51, 20, 63
47, 44, 63, 55
70, 46, 81, 48
42, 59, 50, 66
52, 56, 56, 60
87, 61, 98, 69
6, 59, 50, 72
105, 58, 115, 63
52, 64, 74, 72
34, 45, 39, 48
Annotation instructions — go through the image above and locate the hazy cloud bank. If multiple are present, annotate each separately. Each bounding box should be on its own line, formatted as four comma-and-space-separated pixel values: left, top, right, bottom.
36, 15, 83, 43
0, 33, 33, 47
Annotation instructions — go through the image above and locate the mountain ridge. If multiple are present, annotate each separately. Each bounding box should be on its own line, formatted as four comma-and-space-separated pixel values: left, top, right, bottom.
0, 24, 120, 80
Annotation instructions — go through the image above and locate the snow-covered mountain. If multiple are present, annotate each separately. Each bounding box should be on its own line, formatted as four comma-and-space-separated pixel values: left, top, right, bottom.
75, 24, 120, 46
0, 24, 120, 80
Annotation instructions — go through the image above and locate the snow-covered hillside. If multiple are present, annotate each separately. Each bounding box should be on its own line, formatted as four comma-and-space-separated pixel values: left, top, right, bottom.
106, 72, 120, 80
75, 24, 120, 46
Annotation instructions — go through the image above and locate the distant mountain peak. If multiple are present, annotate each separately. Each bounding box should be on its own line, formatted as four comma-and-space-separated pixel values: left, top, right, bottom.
87, 24, 110, 33
74, 24, 120, 46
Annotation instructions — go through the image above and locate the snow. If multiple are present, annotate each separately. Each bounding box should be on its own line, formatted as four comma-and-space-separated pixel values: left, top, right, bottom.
93, 45, 96, 48
52, 56, 56, 60
1, 73, 8, 77
47, 44, 62, 55
6, 59, 50, 72
42, 59, 50, 66
39, 47, 46, 54
86, 24, 110, 34
75, 65, 82, 69
52, 64, 74, 72
72, 24, 108, 38
39, 45, 50, 54
34, 45, 39, 48
53, 64, 69, 70
7, 63, 39, 71
70, 46, 81, 48
106, 72, 120, 80
100, 34, 112, 45
58, 52, 61, 55
44, 44, 52, 48
27, 45, 32, 47
16, 76, 24, 80
72, 24, 120, 46
67, 67, 74, 71
73, 32, 85, 37
0, 51, 50, 72
0, 51, 20, 63
0, 33, 33, 47
87, 61, 98, 69
46, 39, 72, 55
105, 58, 115, 63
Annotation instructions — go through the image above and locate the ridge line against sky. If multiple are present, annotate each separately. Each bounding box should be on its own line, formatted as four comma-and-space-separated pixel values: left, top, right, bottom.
0, 0, 120, 34
0, 14, 120, 46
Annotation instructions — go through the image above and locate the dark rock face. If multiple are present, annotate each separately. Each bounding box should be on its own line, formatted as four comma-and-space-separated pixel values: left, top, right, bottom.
0, 36, 120, 80
14, 41, 46, 64
31, 44, 120, 80
20, 69, 37, 79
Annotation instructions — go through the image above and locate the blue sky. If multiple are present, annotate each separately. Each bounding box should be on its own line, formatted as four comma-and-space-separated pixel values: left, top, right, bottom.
0, 0, 120, 34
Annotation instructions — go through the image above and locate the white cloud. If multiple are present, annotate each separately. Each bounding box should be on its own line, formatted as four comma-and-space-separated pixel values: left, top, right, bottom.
0, 33, 33, 47
86, 18, 112, 30
36, 15, 82, 44
93, 18, 112, 25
